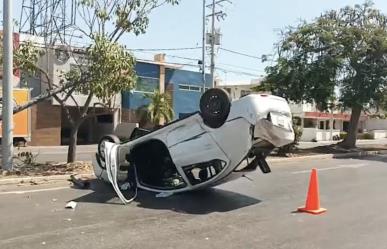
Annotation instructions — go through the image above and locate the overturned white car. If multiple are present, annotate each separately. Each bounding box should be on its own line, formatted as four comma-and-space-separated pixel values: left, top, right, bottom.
93, 89, 294, 204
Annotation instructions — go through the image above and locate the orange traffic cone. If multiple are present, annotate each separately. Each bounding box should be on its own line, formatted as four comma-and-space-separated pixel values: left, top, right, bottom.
297, 168, 326, 215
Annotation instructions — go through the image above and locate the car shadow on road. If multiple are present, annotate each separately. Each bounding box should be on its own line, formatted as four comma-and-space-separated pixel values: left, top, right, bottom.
134, 188, 261, 215
71, 180, 261, 214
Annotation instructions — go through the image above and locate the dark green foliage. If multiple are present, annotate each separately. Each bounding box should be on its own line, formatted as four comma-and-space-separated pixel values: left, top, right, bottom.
258, 1, 387, 148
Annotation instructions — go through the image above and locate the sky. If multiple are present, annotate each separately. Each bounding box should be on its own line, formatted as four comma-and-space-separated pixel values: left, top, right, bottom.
3, 0, 387, 85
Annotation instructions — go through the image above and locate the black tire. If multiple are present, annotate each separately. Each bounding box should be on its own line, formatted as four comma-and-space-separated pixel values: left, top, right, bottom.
200, 88, 231, 128
98, 134, 120, 160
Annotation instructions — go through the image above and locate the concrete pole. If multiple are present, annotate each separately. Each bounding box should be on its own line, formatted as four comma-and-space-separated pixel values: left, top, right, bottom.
2, 0, 14, 170
202, 0, 206, 93
330, 111, 334, 140
210, 0, 216, 88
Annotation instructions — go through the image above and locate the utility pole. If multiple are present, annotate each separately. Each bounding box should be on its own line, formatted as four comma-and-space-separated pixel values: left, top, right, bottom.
202, 0, 206, 93
2, 0, 14, 170
206, 0, 230, 88
210, 0, 216, 88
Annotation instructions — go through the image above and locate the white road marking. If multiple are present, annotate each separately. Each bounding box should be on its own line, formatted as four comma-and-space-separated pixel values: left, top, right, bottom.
0, 186, 70, 195
292, 163, 367, 174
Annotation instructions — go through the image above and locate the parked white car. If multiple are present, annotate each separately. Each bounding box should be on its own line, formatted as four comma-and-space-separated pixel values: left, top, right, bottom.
93, 89, 294, 204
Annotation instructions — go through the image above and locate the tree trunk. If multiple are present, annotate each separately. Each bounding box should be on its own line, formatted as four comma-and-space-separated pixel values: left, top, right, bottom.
66, 93, 93, 163
67, 124, 79, 163
339, 106, 362, 149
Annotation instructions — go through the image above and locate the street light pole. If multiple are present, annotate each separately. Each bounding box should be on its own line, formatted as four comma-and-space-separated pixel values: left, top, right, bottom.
2, 0, 14, 170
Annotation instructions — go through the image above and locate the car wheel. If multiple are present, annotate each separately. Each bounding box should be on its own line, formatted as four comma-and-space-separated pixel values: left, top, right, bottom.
98, 134, 120, 161
200, 88, 231, 128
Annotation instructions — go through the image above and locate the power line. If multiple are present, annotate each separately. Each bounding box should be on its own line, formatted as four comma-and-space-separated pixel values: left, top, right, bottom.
130, 47, 202, 51
220, 47, 262, 60
129, 50, 263, 76
165, 54, 200, 62
217, 62, 263, 73
215, 67, 262, 77
19, 41, 263, 77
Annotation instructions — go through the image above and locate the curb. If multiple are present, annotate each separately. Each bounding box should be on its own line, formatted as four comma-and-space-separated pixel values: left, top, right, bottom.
0, 173, 95, 185
267, 150, 387, 162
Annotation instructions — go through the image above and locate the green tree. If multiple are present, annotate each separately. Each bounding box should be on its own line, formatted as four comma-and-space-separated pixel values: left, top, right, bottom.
258, 1, 387, 148
0, 39, 72, 119
1, 1, 180, 164
144, 90, 174, 126
48, 0, 179, 162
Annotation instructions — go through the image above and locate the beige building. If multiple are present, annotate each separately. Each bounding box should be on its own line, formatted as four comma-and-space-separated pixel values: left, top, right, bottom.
219, 82, 261, 100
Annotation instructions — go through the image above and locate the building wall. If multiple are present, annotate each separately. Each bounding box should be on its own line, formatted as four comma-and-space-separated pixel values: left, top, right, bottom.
122, 62, 160, 109
166, 68, 211, 118
29, 100, 61, 145
301, 127, 341, 142
289, 102, 318, 116
122, 62, 211, 120
220, 84, 258, 100
364, 119, 387, 131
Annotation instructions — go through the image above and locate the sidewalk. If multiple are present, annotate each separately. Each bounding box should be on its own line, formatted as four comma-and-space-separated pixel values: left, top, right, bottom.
298, 138, 387, 149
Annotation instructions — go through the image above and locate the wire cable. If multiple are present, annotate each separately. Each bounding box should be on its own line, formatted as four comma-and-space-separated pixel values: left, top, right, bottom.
220, 47, 262, 60
130, 47, 202, 51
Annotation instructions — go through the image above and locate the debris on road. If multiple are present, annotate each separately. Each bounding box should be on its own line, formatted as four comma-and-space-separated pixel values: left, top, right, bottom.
29, 180, 38, 185
65, 201, 77, 209
69, 174, 93, 189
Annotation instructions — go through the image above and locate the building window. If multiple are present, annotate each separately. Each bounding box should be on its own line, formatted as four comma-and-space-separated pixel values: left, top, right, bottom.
319, 121, 325, 129
135, 76, 159, 93
190, 86, 201, 92
178, 84, 202, 92
304, 118, 315, 128
178, 84, 190, 91
97, 114, 113, 123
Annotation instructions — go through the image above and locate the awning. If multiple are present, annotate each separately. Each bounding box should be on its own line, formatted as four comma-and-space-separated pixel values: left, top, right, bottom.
303, 112, 366, 121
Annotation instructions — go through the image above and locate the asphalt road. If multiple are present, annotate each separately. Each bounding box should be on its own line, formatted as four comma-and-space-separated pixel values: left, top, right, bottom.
1, 155, 387, 249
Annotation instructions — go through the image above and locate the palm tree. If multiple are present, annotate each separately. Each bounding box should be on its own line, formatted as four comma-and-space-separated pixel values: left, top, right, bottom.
143, 90, 174, 126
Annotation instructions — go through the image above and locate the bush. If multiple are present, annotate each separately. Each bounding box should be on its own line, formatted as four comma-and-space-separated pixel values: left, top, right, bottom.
277, 122, 303, 156
361, 132, 373, 140
340, 132, 347, 140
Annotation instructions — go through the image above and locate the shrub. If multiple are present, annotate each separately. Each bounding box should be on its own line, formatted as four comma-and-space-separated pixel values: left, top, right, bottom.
362, 132, 373, 140
277, 121, 303, 156
340, 132, 347, 140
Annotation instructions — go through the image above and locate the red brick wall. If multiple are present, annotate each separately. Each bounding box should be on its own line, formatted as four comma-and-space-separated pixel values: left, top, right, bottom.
29, 101, 62, 146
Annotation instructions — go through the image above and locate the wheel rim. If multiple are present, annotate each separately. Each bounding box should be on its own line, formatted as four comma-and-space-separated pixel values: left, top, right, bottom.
206, 95, 222, 115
